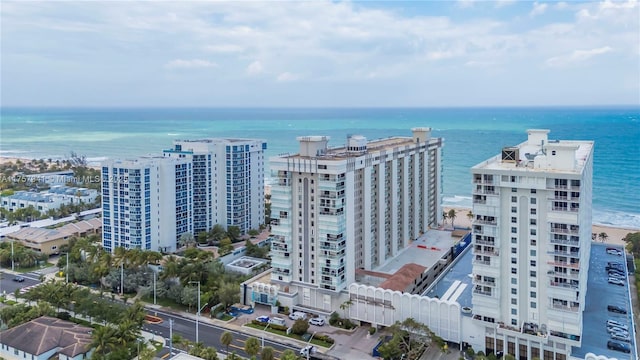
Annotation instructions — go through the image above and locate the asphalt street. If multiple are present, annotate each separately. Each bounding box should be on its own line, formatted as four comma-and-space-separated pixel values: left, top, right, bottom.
0, 270, 40, 295
143, 309, 301, 358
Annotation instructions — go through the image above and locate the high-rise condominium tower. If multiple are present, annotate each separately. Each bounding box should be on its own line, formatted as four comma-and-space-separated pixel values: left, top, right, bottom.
470, 129, 593, 359
269, 128, 443, 311
163, 138, 267, 234
101, 156, 193, 253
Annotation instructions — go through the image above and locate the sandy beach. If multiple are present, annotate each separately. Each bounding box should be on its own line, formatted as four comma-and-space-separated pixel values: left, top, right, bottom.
442, 206, 638, 247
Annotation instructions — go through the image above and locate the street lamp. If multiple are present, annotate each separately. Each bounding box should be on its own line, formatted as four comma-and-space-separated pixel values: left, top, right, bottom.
261, 323, 270, 348
190, 281, 201, 343
153, 271, 157, 305
64, 252, 69, 283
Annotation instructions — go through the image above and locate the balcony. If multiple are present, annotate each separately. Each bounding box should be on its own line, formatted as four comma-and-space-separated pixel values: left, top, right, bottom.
550, 303, 580, 313
472, 278, 497, 287
549, 281, 579, 290
473, 219, 497, 226
475, 239, 496, 246
473, 288, 494, 297
547, 250, 580, 258
550, 238, 579, 246
473, 248, 499, 256
547, 261, 580, 269
550, 227, 579, 235
473, 259, 493, 267
547, 270, 580, 280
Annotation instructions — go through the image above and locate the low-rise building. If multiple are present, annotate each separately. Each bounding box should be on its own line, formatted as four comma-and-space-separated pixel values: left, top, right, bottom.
0, 186, 99, 213
5, 217, 102, 255
0, 316, 93, 360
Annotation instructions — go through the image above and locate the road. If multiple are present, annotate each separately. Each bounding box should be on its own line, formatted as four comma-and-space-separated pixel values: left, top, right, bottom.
0, 270, 41, 295
143, 309, 301, 358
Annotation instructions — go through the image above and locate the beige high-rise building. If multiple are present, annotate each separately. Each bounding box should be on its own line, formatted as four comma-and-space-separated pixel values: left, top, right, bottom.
470, 129, 594, 359
269, 128, 443, 312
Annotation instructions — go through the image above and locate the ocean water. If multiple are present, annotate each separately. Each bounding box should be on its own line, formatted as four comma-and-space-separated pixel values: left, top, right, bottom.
1, 107, 638, 229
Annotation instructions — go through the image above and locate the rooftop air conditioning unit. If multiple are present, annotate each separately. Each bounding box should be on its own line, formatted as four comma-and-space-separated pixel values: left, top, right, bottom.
501, 147, 519, 163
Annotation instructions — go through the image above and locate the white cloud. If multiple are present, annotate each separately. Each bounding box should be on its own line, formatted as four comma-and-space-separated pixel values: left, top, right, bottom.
203, 44, 244, 53
545, 46, 613, 67
554, 2, 569, 10
494, 0, 516, 8
530, 2, 548, 17
276, 72, 300, 82
164, 59, 217, 69
456, 0, 476, 9
246, 60, 263, 75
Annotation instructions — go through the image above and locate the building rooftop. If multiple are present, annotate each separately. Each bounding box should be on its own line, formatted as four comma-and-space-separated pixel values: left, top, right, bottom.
357, 229, 459, 290
423, 245, 473, 308
6, 191, 55, 202
473, 129, 593, 174
571, 243, 636, 360
7, 217, 102, 244
0, 316, 92, 357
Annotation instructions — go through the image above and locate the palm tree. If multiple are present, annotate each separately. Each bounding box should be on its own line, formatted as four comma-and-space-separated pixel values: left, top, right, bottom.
261, 346, 275, 360
340, 299, 353, 319
280, 350, 298, 360
90, 326, 119, 356
467, 210, 473, 222
441, 211, 448, 226
244, 337, 260, 360
220, 331, 233, 355
598, 232, 609, 243
200, 347, 219, 360
447, 209, 457, 228
160, 255, 180, 281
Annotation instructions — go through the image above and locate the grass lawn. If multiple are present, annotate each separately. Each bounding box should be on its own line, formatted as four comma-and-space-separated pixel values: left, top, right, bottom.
244, 323, 333, 348
15, 262, 54, 273
141, 295, 190, 312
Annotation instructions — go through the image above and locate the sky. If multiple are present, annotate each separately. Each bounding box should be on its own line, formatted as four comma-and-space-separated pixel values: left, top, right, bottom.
1, 0, 639, 107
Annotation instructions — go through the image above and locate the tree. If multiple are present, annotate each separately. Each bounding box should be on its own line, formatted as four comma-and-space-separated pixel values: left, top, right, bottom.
227, 226, 241, 242
218, 282, 240, 309
441, 211, 448, 226
340, 299, 353, 319
377, 335, 403, 360
218, 238, 234, 256
220, 331, 233, 355
90, 326, 119, 357
467, 210, 473, 222
280, 349, 298, 360
244, 337, 260, 359
383, 318, 434, 360
447, 209, 457, 228
179, 232, 197, 249
261, 346, 275, 360
181, 285, 199, 312
623, 232, 640, 256
598, 232, 609, 243
291, 318, 309, 335
197, 231, 210, 245
591, 233, 597, 241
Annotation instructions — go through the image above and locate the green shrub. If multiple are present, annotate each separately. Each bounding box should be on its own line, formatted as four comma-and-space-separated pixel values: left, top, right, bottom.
369, 327, 376, 335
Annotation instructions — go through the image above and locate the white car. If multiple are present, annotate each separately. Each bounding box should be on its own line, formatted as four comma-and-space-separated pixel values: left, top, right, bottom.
289, 311, 307, 321
608, 277, 625, 286
308, 317, 325, 326
300, 345, 318, 356
607, 320, 628, 330
606, 248, 623, 256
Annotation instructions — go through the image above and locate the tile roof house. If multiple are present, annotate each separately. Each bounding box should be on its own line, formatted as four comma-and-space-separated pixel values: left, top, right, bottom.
5, 217, 102, 255
0, 316, 93, 360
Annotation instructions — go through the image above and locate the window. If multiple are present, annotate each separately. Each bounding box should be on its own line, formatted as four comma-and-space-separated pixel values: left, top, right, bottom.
530, 291, 536, 298
511, 308, 517, 315
531, 189, 537, 194
530, 219, 537, 225
530, 208, 537, 215
552, 150, 556, 155
511, 247, 517, 254
511, 298, 517, 304
511, 237, 517, 244
530, 281, 536, 287
530, 229, 537, 236
511, 288, 517, 294
511, 196, 517, 202
511, 217, 517, 223
511, 227, 517, 234
511, 268, 517, 274
530, 239, 537, 246
511, 206, 517, 213
530, 250, 536, 256
511, 258, 517, 264
512, 319, 518, 325
531, 302, 537, 308
530, 270, 537, 277
530, 260, 537, 267
531, 198, 536, 204
511, 278, 517, 284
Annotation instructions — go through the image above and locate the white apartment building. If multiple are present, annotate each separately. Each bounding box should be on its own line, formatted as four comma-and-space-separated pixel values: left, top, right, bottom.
470, 129, 593, 360
0, 186, 99, 213
101, 156, 193, 253
268, 128, 443, 312
163, 138, 266, 234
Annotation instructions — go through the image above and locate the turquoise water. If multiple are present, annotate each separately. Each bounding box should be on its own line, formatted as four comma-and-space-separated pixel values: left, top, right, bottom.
1, 107, 638, 228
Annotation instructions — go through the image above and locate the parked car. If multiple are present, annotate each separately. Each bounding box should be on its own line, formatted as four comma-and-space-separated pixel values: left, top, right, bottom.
256, 316, 270, 323
268, 317, 286, 326
231, 304, 254, 314
308, 317, 325, 326
606, 248, 623, 256
300, 345, 318, 356
607, 320, 628, 330
607, 305, 627, 314
289, 311, 307, 321
607, 326, 629, 336
611, 333, 631, 343
607, 340, 631, 353
12, 276, 25, 282
608, 277, 625, 286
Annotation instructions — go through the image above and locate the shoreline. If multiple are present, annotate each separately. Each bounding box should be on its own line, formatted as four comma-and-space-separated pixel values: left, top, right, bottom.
2, 157, 638, 240
442, 205, 639, 247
